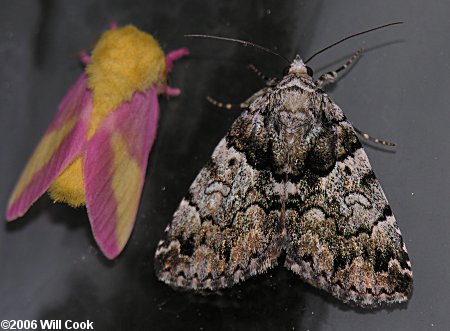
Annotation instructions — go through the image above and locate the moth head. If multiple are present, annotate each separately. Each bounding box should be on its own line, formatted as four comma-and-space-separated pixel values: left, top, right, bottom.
287, 55, 313, 77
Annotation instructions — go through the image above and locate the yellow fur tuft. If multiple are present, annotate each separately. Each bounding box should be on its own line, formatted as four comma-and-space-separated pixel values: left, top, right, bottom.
48, 158, 86, 207
49, 25, 166, 207
86, 24, 166, 138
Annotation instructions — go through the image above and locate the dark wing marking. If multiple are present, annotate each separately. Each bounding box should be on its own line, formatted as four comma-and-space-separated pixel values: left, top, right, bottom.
284, 120, 412, 307
155, 110, 284, 290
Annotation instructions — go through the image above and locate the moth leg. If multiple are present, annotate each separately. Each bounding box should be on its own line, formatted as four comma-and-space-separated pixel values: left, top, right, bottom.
165, 86, 181, 97
79, 51, 90, 65
316, 48, 363, 87
353, 126, 396, 147
207, 86, 270, 110
241, 87, 270, 106
206, 96, 246, 110
163, 48, 189, 97
248, 64, 278, 86
166, 48, 190, 72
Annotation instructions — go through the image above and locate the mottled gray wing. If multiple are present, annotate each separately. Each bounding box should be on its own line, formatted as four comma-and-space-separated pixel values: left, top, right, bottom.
284, 120, 413, 307
155, 111, 284, 290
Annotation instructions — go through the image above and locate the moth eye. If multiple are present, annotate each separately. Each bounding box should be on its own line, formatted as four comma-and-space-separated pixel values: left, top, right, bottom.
282, 66, 290, 76
306, 66, 314, 77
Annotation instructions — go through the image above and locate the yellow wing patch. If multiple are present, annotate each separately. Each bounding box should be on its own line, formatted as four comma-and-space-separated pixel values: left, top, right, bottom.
111, 132, 142, 248
9, 116, 77, 206
44, 25, 165, 210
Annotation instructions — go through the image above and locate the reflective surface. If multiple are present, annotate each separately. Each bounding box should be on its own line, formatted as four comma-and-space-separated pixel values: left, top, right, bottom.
1, 1, 450, 330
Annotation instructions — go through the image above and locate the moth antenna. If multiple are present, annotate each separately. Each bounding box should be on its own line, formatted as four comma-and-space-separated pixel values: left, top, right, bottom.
305, 22, 403, 64
185, 34, 290, 64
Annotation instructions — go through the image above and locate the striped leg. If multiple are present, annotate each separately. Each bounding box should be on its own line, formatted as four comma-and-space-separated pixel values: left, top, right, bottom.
354, 127, 396, 147
316, 48, 363, 87
206, 96, 246, 110
207, 86, 271, 110
248, 64, 278, 86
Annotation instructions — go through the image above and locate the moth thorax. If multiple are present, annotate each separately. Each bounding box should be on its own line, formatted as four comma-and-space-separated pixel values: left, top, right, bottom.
86, 25, 166, 120
288, 55, 308, 76
282, 91, 310, 113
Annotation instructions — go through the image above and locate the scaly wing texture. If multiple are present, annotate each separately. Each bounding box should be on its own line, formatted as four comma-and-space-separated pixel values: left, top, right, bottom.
6, 74, 92, 220
84, 88, 159, 259
284, 119, 413, 307
155, 74, 412, 307
155, 110, 284, 290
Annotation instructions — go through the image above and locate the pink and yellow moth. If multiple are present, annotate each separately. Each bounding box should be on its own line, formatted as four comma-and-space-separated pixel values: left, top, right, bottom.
5, 23, 189, 259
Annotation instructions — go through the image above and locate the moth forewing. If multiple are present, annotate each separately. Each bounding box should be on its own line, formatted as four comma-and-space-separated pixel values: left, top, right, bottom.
155, 50, 412, 307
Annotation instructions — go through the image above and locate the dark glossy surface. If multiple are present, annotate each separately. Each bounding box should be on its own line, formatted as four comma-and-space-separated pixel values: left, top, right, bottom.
1, 1, 450, 330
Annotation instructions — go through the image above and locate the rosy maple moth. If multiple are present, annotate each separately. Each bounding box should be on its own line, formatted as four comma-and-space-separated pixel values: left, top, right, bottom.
5, 24, 189, 259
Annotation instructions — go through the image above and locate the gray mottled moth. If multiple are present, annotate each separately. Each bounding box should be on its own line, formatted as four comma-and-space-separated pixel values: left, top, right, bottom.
155, 23, 412, 308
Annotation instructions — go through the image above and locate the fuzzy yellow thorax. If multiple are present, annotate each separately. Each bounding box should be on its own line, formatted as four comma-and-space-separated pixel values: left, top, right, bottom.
86, 24, 167, 137
48, 25, 166, 207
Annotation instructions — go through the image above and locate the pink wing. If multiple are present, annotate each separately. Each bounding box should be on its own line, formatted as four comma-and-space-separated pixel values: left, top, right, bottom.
84, 87, 159, 259
6, 74, 92, 220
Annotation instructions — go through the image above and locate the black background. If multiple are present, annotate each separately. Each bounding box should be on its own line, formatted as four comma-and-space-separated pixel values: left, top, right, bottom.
1, 1, 450, 330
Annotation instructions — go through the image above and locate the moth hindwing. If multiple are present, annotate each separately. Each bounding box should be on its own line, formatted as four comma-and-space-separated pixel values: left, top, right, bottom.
155, 54, 412, 308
